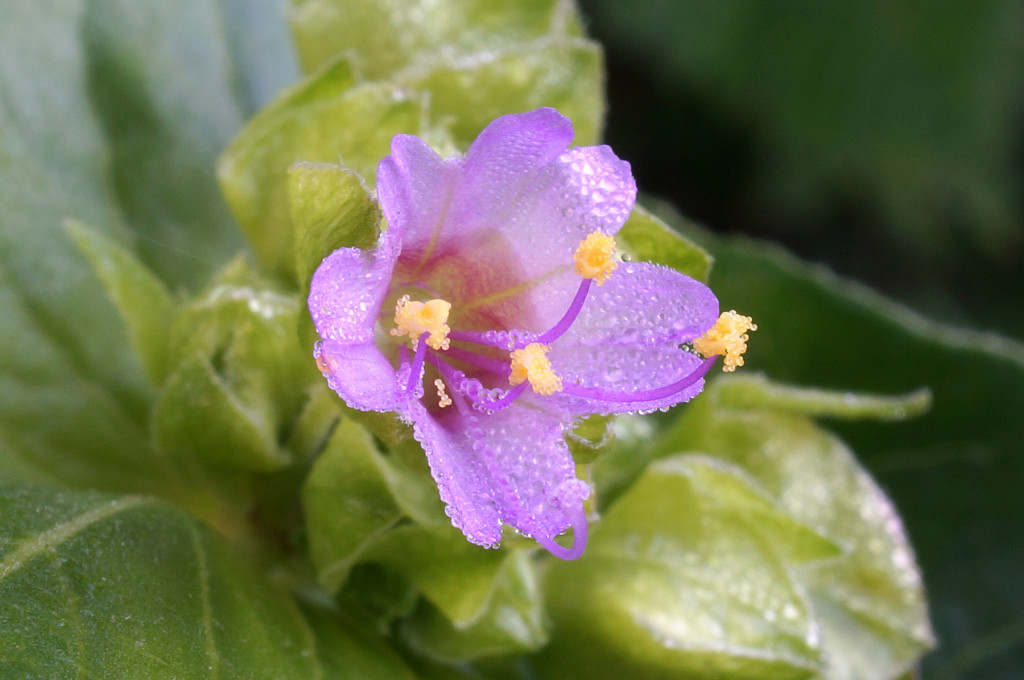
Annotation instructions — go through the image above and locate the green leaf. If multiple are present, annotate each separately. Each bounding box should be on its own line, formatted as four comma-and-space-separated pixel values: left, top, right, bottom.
399, 547, 548, 662
65, 220, 177, 387
290, 161, 382, 288
396, 37, 605, 148
663, 399, 935, 680
538, 455, 828, 680
302, 419, 404, 592
289, 0, 584, 77
218, 61, 424, 283
301, 603, 420, 680
618, 204, 712, 281
0, 0, 295, 490
710, 373, 932, 422
0, 484, 322, 678
691, 229, 1024, 676
168, 266, 317, 446
352, 525, 547, 662
153, 355, 290, 473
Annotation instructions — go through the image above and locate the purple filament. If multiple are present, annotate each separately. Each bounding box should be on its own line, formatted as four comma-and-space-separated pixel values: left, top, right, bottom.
562, 356, 718, 404
534, 499, 588, 561
447, 328, 509, 348
468, 382, 528, 413
442, 345, 511, 375
405, 333, 429, 395
532, 278, 592, 347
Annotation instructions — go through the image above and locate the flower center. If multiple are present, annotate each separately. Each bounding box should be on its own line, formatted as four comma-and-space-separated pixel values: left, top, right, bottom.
385, 231, 756, 414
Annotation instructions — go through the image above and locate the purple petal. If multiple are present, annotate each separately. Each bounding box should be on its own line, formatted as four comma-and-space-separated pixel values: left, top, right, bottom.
376, 135, 459, 250
315, 340, 401, 412
308, 230, 402, 411
491, 144, 638, 331
410, 400, 589, 547
561, 261, 719, 346
548, 262, 720, 414
454, 108, 575, 233
308, 229, 400, 344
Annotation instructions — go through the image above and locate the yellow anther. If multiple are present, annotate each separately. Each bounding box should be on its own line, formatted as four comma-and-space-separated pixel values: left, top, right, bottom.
574, 231, 618, 285
390, 295, 452, 350
434, 378, 453, 408
692, 310, 758, 372
509, 343, 563, 395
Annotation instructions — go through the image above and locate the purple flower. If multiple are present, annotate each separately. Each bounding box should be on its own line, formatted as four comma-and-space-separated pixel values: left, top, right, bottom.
308, 108, 754, 560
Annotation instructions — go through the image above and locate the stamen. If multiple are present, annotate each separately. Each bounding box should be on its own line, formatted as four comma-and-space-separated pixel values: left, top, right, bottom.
406, 333, 429, 395
434, 378, 452, 408
509, 343, 563, 395
562, 356, 717, 404
533, 278, 592, 346
574, 232, 618, 285
442, 345, 511, 375
391, 295, 452, 350
692, 310, 757, 372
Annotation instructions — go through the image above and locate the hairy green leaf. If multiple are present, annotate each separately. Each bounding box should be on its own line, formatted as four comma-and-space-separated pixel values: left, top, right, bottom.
539, 455, 828, 680
289, 0, 584, 77
219, 61, 424, 283
0, 485, 321, 678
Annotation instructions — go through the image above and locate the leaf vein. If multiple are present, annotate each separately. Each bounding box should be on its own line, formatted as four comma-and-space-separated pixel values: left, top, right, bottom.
0, 496, 151, 582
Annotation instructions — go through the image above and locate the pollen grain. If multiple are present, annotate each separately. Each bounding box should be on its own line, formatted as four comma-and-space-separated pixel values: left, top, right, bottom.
509, 343, 563, 395
574, 231, 618, 285
391, 295, 452, 350
693, 310, 757, 372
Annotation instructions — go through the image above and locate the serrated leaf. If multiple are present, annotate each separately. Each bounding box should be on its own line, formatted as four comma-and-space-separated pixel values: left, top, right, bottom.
396, 36, 604, 148
0, 485, 321, 678
289, 0, 584, 77
618, 204, 711, 281
218, 61, 424, 283
538, 454, 826, 680
290, 161, 381, 287
65, 220, 176, 387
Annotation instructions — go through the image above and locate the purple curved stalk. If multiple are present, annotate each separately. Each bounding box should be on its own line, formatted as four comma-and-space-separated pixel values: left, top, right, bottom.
534, 499, 588, 561
470, 382, 528, 413
406, 333, 429, 395
533, 278, 592, 346
563, 356, 717, 404
442, 345, 511, 375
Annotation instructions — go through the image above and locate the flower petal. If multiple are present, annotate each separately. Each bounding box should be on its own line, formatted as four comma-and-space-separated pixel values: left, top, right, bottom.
376, 134, 459, 250
308, 229, 400, 344
454, 108, 575, 232
308, 230, 403, 411
562, 261, 719, 346
494, 144, 638, 331
315, 339, 401, 412
410, 401, 588, 547
548, 261, 720, 414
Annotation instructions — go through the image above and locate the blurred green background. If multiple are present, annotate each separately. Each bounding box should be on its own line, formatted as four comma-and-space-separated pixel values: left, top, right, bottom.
580, 0, 1024, 340
577, 1, 1024, 678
